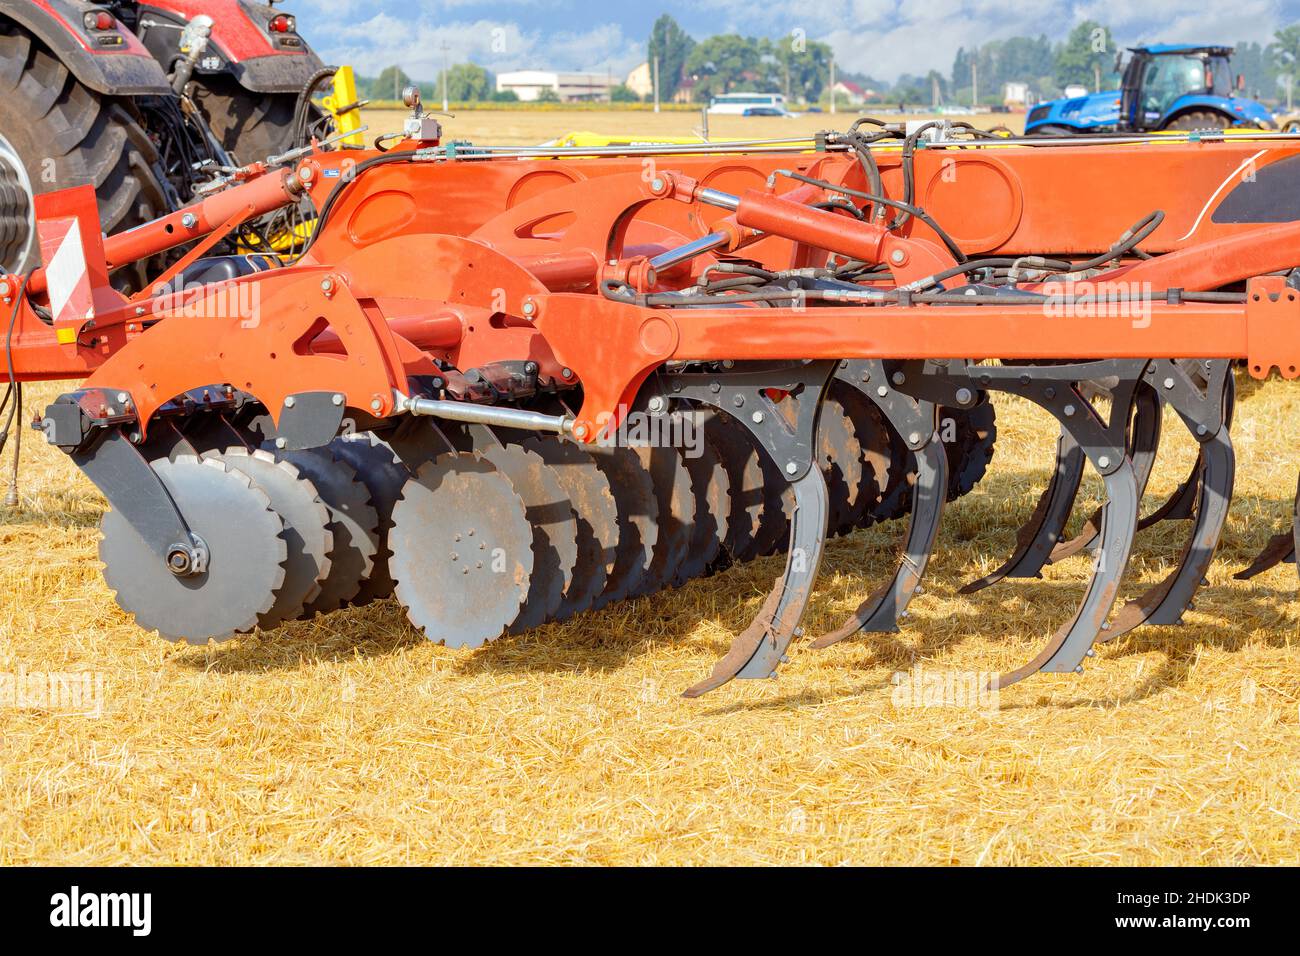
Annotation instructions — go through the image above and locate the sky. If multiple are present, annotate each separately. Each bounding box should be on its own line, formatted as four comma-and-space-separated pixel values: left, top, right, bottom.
290, 0, 1300, 83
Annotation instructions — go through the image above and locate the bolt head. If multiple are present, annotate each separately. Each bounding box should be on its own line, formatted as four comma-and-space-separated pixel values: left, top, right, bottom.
876, 385, 888, 397
116, 392, 129, 404
908, 432, 921, 445
889, 249, 906, 264
522, 300, 536, 316
284, 396, 296, 408
1097, 455, 1111, 469
561, 368, 573, 379
785, 461, 798, 475
371, 398, 383, 411
751, 411, 765, 424
320, 277, 334, 293
891, 371, 906, 385
651, 177, 665, 192
275, 437, 287, 449
299, 165, 314, 181
647, 396, 666, 413
1063, 403, 1076, 416
332, 394, 344, 406
182, 213, 197, 229
954, 387, 973, 405
1163, 377, 1175, 389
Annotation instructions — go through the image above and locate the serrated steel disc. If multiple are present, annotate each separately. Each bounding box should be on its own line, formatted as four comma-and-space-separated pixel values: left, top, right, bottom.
941, 396, 997, 501
520, 435, 618, 621
831, 380, 893, 527
217, 447, 333, 627
99, 455, 287, 643
674, 414, 731, 584
389, 452, 533, 647
587, 444, 659, 608
701, 409, 767, 562
631, 441, 694, 595
329, 433, 410, 605
817, 395, 865, 536
281, 446, 379, 616
480, 442, 578, 632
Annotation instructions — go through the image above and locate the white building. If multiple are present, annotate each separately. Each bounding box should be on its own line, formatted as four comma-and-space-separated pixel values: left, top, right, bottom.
626, 62, 653, 99
496, 70, 618, 103
1003, 81, 1030, 107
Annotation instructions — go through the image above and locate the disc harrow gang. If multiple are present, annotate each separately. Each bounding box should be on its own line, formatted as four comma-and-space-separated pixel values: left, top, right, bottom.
9, 116, 1300, 699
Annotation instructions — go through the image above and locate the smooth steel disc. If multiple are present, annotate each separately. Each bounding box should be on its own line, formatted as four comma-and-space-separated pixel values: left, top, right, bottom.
217, 447, 333, 627
520, 435, 618, 621
330, 433, 410, 605
99, 455, 287, 643
389, 452, 533, 647
480, 442, 578, 632
281, 446, 379, 617
587, 444, 659, 608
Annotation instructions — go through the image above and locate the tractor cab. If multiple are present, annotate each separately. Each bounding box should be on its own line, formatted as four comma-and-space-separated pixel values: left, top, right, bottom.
1025, 44, 1275, 135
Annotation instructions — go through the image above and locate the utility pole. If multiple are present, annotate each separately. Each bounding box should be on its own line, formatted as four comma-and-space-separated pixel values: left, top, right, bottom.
1289, 74, 1295, 111
653, 55, 660, 113
1094, 62, 1101, 93
440, 39, 450, 112
971, 59, 977, 108
829, 56, 836, 114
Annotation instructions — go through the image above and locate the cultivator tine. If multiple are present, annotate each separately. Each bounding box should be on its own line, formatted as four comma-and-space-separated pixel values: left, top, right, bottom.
812, 360, 946, 645
947, 361, 1149, 689
659, 362, 834, 697
1100, 361, 1236, 639
1048, 383, 1163, 563
1235, 477, 1300, 583
960, 428, 1085, 594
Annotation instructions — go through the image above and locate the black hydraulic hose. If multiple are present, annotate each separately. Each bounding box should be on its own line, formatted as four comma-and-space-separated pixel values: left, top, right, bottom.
293, 68, 340, 149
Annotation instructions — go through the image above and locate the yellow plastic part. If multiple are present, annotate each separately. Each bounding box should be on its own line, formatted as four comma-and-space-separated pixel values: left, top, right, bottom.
322, 65, 365, 148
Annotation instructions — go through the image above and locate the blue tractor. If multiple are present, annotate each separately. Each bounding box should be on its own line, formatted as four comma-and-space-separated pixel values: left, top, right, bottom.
1024, 45, 1276, 135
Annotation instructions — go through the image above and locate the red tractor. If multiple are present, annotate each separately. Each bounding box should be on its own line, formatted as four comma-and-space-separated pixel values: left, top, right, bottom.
0, 0, 332, 279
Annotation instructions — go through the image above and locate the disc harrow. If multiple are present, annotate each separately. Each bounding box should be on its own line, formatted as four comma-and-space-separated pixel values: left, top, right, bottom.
8, 113, 1300, 699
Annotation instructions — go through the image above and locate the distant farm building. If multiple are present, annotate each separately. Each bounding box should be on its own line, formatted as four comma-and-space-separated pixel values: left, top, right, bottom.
495, 70, 618, 102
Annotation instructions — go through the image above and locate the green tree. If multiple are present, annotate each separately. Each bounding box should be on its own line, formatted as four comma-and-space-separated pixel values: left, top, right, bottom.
438, 62, 494, 102
1054, 20, 1114, 89
648, 14, 695, 100
1271, 25, 1300, 82
536, 87, 561, 103
685, 34, 762, 100
373, 65, 414, 102
609, 83, 639, 103
491, 89, 520, 103
768, 35, 832, 103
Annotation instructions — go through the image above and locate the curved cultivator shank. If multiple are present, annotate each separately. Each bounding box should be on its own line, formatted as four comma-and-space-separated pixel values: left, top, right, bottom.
7, 112, 1300, 697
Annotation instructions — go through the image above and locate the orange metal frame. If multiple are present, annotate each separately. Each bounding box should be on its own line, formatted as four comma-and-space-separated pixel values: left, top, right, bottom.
4, 137, 1300, 442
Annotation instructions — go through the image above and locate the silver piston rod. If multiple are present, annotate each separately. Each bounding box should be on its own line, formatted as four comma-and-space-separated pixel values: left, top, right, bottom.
398, 394, 574, 435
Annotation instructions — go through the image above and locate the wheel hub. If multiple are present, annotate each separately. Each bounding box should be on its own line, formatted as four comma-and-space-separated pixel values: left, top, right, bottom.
0, 132, 35, 275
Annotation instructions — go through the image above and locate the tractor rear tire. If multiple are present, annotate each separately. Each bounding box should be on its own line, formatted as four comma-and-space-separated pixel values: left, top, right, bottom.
0, 27, 170, 284
1024, 124, 1074, 136
1164, 110, 1233, 131
190, 75, 307, 165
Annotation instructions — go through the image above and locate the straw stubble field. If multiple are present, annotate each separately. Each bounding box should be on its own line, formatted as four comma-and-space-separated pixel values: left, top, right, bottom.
3, 374, 1298, 865
1, 109, 1297, 865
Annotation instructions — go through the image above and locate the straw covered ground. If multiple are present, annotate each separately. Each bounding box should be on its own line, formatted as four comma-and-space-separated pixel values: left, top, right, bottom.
2, 372, 1298, 866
